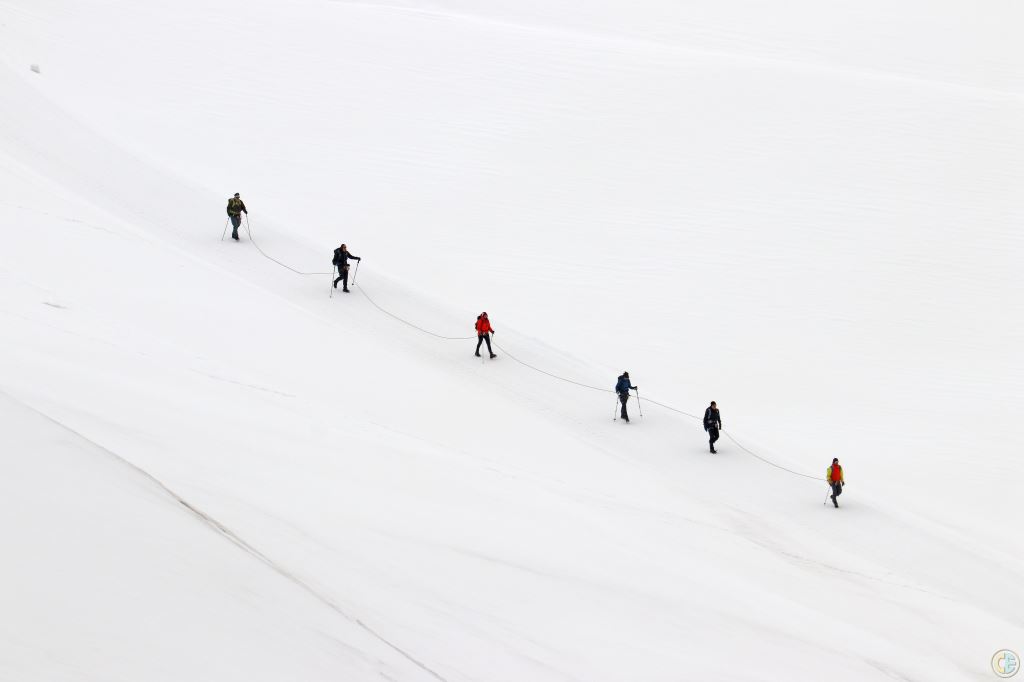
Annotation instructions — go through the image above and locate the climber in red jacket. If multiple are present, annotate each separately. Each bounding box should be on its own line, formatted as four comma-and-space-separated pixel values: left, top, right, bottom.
475, 312, 496, 359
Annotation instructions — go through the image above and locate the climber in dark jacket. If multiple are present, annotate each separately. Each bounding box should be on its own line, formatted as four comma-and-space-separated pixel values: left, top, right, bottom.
615, 372, 637, 422
332, 244, 361, 292
704, 401, 722, 453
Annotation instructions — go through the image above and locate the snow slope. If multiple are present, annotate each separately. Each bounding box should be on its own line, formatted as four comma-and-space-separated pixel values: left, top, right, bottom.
0, 0, 1022, 679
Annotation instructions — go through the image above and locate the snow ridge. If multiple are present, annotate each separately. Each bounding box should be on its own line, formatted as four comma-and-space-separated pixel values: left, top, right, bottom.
8, 388, 450, 682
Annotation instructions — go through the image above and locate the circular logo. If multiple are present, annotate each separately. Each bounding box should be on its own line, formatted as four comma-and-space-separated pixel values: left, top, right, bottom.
993, 650, 1020, 678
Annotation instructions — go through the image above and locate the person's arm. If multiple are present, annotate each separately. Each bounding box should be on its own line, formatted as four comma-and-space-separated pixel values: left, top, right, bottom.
226, 201, 232, 216
240, 201, 248, 214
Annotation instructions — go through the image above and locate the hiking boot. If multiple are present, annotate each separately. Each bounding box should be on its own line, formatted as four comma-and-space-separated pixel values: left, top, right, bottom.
489, 353, 497, 359
475, 352, 481, 357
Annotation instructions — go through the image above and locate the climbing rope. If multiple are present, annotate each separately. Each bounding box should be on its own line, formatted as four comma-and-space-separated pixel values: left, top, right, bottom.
638, 395, 700, 420
723, 432, 821, 481
236, 221, 821, 482
244, 217, 332, 276
359, 285, 476, 341
493, 341, 611, 394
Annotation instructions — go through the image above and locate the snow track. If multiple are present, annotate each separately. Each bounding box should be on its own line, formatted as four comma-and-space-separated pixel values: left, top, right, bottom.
246, 219, 821, 480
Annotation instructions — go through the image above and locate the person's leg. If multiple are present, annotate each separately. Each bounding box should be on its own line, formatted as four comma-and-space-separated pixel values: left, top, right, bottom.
475, 335, 484, 356
619, 393, 629, 420
484, 333, 495, 357
231, 214, 241, 239
709, 427, 719, 452
341, 267, 350, 291
831, 483, 840, 507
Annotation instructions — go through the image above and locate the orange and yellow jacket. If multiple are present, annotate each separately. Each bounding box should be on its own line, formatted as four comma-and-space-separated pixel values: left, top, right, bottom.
826, 463, 844, 484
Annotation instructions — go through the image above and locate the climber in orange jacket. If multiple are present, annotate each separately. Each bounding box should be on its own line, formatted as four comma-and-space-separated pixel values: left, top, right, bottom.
826, 458, 845, 508
475, 312, 496, 359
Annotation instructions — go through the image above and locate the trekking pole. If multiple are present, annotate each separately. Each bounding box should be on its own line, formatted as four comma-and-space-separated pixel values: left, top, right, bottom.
329, 265, 335, 298
613, 395, 619, 421
634, 388, 644, 419
824, 486, 832, 505
221, 219, 228, 241
352, 259, 360, 286
244, 213, 251, 240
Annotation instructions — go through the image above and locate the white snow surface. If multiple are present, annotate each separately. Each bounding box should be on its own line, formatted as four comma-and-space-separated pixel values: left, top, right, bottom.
0, 1, 1022, 680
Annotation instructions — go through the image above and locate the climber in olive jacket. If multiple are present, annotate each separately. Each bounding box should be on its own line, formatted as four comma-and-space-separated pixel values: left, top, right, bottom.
226, 193, 247, 241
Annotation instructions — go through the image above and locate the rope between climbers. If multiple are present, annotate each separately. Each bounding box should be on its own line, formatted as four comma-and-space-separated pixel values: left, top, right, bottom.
244, 218, 332, 276
493, 341, 611, 394
233, 221, 822, 483
638, 396, 701, 420
722, 432, 821, 480
359, 286, 476, 341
